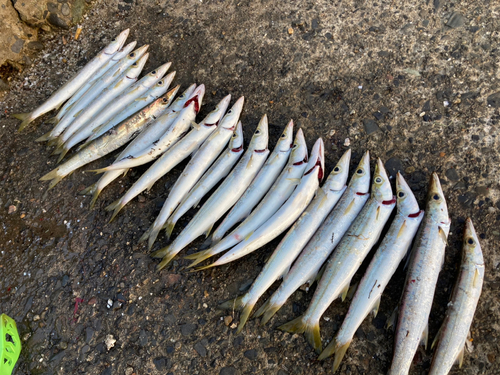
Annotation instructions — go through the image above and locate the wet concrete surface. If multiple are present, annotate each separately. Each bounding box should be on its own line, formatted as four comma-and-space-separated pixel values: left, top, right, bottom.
0, 0, 499, 374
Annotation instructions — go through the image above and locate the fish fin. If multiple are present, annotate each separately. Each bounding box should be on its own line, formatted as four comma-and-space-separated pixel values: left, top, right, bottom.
12, 112, 33, 132
46, 137, 59, 148
218, 296, 244, 311
51, 144, 63, 156
194, 262, 216, 272
306, 321, 323, 353
156, 251, 177, 271
46, 117, 59, 125
89, 187, 102, 209
254, 299, 270, 318
236, 302, 255, 334
343, 198, 356, 215
286, 178, 301, 185
105, 200, 124, 222
396, 220, 407, 238
204, 223, 214, 238
87, 167, 108, 174
333, 341, 351, 371
73, 109, 84, 118
473, 267, 481, 288
35, 131, 53, 143
56, 148, 70, 163
456, 344, 465, 368
421, 322, 429, 349
79, 183, 95, 196
40, 167, 61, 181
138, 226, 152, 244
340, 283, 350, 302
438, 226, 448, 245
146, 180, 156, 192
191, 121, 200, 130
386, 306, 398, 330
371, 296, 381, 317
164, 220, 176, 241
47, 175, 64, 190
346, 281, 358, 300
147, 226, 162, 251
78, 140, 92, 151
184, 249, 214, 268
151, 246, 169, 259
278, 316, 307, 334
122, 169, 129, 177
318, 338, 337, 361
259, 301, 283, 326
431, 321, 444, 349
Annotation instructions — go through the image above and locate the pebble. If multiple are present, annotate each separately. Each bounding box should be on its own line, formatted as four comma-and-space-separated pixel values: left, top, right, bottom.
104, 334, 116, 350
33, 315, 40, 321
384, 157, 403, 178
153, 357, 168, 371
487, 92, 500, 108
180, 323, 197, 336
362, 119, 380, 135
224, 316, 233, 326
138, 195, 146, 203
220, 367, 238, 375
244, 349, 258, 360
61, 3, 70, 16
288, 28, 293, 35
194, 341, 207, 357
125, 368, 134, 375
8, 205, 16, 214
445, 168, 459, 182
446, 12, 466, 28
405, 166, 415, 174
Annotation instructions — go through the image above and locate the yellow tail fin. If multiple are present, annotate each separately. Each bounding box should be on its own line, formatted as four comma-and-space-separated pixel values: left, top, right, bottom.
156, 251, 177, 271
12, 112, 33, 132
35, 131, 53, 143
333, 341, 351, 371
236, 302, 255, 334
278, 316, 307, 334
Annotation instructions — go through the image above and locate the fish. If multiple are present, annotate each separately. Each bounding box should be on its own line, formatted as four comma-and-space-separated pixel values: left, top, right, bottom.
42, 43, 149, 142
254, 151, 371, 326
53, 53, 150, 157
58, 65, 173, 159
319, 172, 424, 370
388, 173, 451, 375
48, 40, 138, 129
151, 116, 270, 270
141, 97, 245, 250
39, 86, 179, 190
193, 137, 324, 272
81, 73, 175, 146
428, 218, 484, 375
13, 29, 130, 131
78, 84, 195, 206
97, 85, 205, 172
278, 158, 395, 354
218, 148, 351, 333
209, 119, 294, 245
186, 128, 309, 268
104, 93, 230, 222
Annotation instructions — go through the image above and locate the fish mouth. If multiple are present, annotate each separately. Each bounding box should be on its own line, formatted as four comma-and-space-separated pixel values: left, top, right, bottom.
382, 197, 396, 205
293, 156, 308, 165
254, 149, 267, 153
184, 95, 200, 113
304, 156, 324, 180
408, 210, 423, 218
356, 191, 369, 196
231, 145, 243, 152
205, 120, 219, 127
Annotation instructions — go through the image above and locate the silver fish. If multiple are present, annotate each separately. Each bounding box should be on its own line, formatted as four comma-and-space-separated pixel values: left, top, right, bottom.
40, 86, 179, 190
186, 128, 308, 268
151, 116, 270, 270
429, 218, 484, 375
195, 138, 325, 272
319, 173, 424, 370
278, 158, 395, 354
217, 148, 351, 333
78, 85, 195, 206
209, 119, 294, 244
255, 151, 371, 326
142, 97, 245, 250
388, 173, 451, 375
13, 29, 130, 131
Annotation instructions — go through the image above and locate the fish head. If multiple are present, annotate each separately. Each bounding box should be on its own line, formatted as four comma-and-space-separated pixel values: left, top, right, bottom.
395, 172, 421, 217
112, 41, 137, 61
126, 53, 149, 79
323, 148, 351, 191
169, 84, 196, 111
348, 151, 370, 195
276, 120, 294, 153
184, 84, 205, 114
229, 121, 244, 151
371, 158, 394, 203
463, 218, 484, 266
427, 172, 449, 224
220, 96, 244, 131
104, 29, 130, 54
303, 138, 325, 181
145, 62, 171, 82
249, 114, 269, 152
126, 44, 149, 64
289, 128, 308, 166
201, 95, 231, 127
151, 71, 176, 94
153, 85, 180, 112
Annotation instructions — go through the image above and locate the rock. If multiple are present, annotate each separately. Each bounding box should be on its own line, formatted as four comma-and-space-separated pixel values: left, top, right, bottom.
362, 119, 380, 135
446, 12, 466, 28
0, 0, 38, 66
194, 341, 207, 357
220, 367, 238, 375
244, 349, 258, 360
487, 92, 500, 108
104, 334, 116, 350
61, 3, 70, 16
445, 168, 459, 181
85, 327, 94, 343
384, 157, 403, 178
224, 316, 233, 326
153, 357, 169, 371
180, 323, 197, 336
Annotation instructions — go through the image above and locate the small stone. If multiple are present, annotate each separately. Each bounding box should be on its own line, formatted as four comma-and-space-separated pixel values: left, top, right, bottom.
20, 213, 26, 219
153, 357, 168, 371
112, 301, 122, 311
104, 334, 116, 350
61, 3, 70, 16
445, 168, 459, 182
107, 299, 113, 309
344, 138, 350, 147
33, 315, 40, 322
446, 12, 466, 28
220, 367, 238, 375
362, 119, 380, 135
194, 341, 207, 357
0, 79, 9, 92
288, 27, 293, 35
125, 368, 134, 375
8, 205, 16, 214
85, 327, 94, 343
224, 316, 233, 326
405, 166, 415, 174
487, 92, 500, 108
244, 349, 258, 360
87, 297, 97, 305
384, 157, 403, 178
180, 323, 197, 336
138, 195, 146, 203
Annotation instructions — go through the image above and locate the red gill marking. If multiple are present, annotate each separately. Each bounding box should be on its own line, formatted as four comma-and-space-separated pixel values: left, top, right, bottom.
408, 210, 423, 218
205, 120, 219, 127
254, 149, 267, 153
304, 158, 322, 179
356, 192, 369, 196
293, 156, 308, 166
184, 95, 200, 113
382, 197, 397, 205
231, 145, 243, 152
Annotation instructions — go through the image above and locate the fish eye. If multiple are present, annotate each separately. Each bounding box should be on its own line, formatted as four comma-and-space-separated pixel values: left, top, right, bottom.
151, 70, 156, 74
356, 169, 363, 174
375, 177, 383, 184
129, 53, 135, 57
111, 38, 116, 42
132, 62, 137, 66
255, 130, 261, 135
333, 166, 341, 173
232, 133, 237, 138
158, 80, 163, 85
292, 144, 298, 149
398, 191, 405, 198
162, 97, 168, 103
467, 238, 474, 245
281, 133, 287, 138
228, 110, 232, 114
433, 194, 440, 200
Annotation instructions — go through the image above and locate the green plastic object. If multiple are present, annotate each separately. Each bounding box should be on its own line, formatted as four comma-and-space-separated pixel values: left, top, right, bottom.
0, 314, 21, 375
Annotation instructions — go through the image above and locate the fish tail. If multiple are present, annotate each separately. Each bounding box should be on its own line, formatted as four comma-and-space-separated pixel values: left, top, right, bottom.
87, 167, 108, 174
218, 296, 244, 310
138, 226, 152, 244
318, 338, 337, 361
13, 112, 33, 132
40, 168, 62, 186
89, 187, 102, 209
56, 147, 70, 163
79, 183, 96, 196
77, 140, 92, 151
164, 220, 176, 241
193, 262, 216, 272
106, 200, 124, 222
254, 299, 271, 318
47, 137, 59, 148
305, 320, 323, 353
184, 249, 214, 268
260, 302, 282, 325
236, 302, 255, 334
35, 131, 53, 143
151, 246, 169, 259
46, 117, 59, 125
147, 225, 161, 251
156, 251, 177, 271
278, 316, 307, 334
